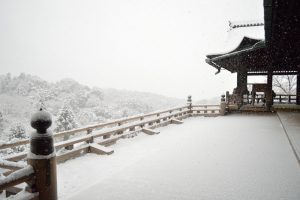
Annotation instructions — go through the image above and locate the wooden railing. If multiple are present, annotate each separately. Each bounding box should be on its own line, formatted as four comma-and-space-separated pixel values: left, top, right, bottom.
226, 92, 297, 105
0, 99, 224, 199
273, 94, 296, 104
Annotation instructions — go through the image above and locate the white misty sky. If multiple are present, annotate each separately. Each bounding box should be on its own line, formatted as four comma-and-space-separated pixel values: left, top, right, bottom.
0, 0, 263, 100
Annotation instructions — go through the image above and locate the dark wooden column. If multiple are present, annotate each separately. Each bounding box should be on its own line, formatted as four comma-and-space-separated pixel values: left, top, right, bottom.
297, 70, 300, 105
236, 69, 248, 108
266, 71, 273, 110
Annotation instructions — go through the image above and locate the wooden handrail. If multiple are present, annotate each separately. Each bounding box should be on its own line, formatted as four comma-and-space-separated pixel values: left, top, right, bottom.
192, 104, 219, 107
3, 109, 190, 162
53, 105, 188, 138
0, 165, 34, 191
0, 106, 188, 151
1, 104, 221, 163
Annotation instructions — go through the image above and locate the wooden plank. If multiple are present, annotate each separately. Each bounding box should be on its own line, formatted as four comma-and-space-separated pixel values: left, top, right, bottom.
89, 144, 114, 155
141, 128, 160, 135
4, 152, 27, 162
171, 118, 183, 124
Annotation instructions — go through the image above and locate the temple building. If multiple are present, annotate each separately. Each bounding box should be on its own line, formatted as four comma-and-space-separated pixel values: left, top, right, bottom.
206, 0, 300, 110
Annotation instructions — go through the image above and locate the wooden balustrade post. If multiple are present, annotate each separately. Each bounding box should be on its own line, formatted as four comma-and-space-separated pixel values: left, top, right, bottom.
87, 128, 93, 143
279, 95, 282, 103
220, 94, 226, 116
225, 91, 229, 104
187, 95, 192, 116
27, 109, 57, 200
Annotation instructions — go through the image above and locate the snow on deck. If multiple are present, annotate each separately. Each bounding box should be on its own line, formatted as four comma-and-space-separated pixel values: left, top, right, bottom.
58, 114, 300, 200
277, 112, 300, 163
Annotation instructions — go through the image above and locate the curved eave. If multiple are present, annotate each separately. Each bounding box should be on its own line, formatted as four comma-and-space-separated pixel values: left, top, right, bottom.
207, 37, 263, 60
206, 41, 268, 73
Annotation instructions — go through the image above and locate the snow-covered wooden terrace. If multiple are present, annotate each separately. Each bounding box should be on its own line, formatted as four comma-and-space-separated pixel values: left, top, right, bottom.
58, 112, 300, 200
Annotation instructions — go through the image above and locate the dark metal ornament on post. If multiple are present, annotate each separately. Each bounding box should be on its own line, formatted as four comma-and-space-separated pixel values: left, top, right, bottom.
27, 108, 57, 200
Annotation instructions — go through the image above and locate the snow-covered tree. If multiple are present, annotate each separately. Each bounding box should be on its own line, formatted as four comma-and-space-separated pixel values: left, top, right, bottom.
0, 111, 3, 131
273, 75, 297, 95
9, 123, 26, 140
55, 104, 78, 142
0, 111, 3, 123
8, 123, 27, 153
0, 73, 11, 93
77, 110, 97, 126
55, 104, 78, 132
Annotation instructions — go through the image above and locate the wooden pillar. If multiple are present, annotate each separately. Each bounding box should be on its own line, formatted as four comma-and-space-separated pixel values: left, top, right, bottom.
266, 71, 273, 110
297, 71, 300, 105
27, 109, 57, 200
236, 69, 247, 107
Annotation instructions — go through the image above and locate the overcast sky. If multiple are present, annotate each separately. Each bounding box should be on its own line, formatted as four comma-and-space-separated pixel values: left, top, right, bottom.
0, 0, 264, 100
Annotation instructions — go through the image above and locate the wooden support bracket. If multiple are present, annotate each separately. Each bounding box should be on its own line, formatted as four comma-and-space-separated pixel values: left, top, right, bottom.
141, 128, 160, 135
171, 118, 183, 124
89, 143, 114, 155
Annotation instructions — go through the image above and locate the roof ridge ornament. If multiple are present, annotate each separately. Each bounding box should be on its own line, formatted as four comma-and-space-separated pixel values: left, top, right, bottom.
229, 20, 264, 31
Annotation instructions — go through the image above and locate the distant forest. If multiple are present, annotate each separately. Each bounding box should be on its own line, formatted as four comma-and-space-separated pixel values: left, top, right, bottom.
0, 73, 184, 142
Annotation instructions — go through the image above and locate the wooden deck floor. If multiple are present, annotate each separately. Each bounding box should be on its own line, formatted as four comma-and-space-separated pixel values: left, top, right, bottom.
58, 114, 300, 200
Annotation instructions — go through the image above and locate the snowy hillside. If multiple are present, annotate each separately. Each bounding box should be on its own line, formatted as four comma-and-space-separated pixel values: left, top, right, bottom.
0, 73, 184, 142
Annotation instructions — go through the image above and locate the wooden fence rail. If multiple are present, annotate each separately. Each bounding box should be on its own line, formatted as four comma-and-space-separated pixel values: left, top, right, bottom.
0, 96, 224, 199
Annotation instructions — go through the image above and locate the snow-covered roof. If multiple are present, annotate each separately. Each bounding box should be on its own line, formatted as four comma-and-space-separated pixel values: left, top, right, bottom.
208, 20, 265, 56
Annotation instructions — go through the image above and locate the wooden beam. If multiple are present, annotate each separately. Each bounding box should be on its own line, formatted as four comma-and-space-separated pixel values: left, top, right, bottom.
141, 128, 160, 135
89, 144, 114, 155
0, 160, 26, 171
4, 152, 27, 162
